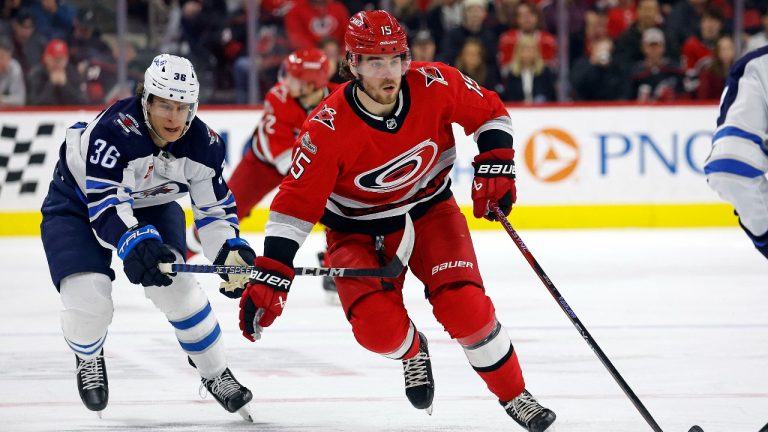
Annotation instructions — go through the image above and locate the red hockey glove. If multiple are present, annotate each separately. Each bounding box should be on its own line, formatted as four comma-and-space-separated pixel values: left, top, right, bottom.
239, 256, 294, 342
472, 149, 517, 221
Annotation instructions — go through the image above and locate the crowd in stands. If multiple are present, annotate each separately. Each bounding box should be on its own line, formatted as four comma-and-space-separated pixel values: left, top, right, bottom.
0, 0, 766, 106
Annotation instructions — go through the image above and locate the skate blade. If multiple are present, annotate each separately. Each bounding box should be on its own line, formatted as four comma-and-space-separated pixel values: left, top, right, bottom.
237, 404, 253, 422
424, 405, 433, 416
96, 410, 103, 419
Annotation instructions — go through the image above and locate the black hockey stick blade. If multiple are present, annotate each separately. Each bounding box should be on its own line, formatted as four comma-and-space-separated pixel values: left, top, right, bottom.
759, 422, 768, 432
160, 214, 415, 279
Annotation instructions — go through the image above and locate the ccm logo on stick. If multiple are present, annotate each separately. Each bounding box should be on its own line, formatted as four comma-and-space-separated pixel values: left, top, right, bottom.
432, 260, 474, 275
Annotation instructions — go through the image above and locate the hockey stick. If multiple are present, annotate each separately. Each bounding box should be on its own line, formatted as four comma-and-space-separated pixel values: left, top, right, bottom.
490, 203, 702, 432
159, 214, 415, 279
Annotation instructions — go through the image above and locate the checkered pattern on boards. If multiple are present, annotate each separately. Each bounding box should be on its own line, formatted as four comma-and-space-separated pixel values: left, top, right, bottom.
0, 123, 53, 196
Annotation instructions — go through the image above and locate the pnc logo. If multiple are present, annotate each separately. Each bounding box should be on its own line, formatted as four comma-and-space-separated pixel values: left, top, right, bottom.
524, 128, 579, 182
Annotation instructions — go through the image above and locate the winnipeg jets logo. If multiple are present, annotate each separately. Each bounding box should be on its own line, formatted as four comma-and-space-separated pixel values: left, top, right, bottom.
417, 66, 447, 87
312, 105, 337, 130
115, 112, 142, 136
355, 140, 438, 193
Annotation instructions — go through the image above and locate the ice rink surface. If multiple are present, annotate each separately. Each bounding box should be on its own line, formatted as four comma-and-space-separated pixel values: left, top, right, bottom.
0, 227, 766, 432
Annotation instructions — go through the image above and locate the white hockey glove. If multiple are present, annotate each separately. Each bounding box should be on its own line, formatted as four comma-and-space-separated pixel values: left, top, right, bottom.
213, 238, 256, 298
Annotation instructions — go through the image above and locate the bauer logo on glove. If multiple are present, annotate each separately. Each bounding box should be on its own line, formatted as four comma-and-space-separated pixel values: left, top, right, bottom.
248, 269, 292, 291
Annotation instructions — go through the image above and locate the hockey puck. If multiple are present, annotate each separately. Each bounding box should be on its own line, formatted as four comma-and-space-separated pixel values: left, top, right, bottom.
688, 426, 704, 432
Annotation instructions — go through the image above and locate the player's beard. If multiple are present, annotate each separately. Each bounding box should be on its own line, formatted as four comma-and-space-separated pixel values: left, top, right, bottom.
365, 79, 400, 105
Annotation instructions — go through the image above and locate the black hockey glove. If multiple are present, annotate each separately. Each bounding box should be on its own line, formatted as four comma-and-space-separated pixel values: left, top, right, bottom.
214, 238, 257, 298
118, 224, 176, 287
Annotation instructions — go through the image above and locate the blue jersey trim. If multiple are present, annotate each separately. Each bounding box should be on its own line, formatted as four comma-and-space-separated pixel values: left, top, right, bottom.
704, 159, 764, 178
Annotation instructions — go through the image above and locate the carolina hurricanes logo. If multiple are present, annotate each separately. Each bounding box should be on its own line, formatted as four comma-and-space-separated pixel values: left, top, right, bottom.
309, 16, 337, 37
312, 105, 337, 130
417, 66, 448, 87
355, 140, 438, 193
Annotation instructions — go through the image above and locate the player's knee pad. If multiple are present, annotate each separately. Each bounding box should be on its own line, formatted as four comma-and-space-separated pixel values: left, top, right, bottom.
459, 320, 514, 372
348, 292, 415, 359
430, 283, 495, 340
60, 272, 113, 357
144, 251, 208, 319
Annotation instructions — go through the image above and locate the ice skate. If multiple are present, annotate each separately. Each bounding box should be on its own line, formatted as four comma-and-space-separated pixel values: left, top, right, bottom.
75, 350, 108, 416
402, 332, 434, 415
199, 368, 254, 422
500, 389, 556, 432
317, 251, 340, 305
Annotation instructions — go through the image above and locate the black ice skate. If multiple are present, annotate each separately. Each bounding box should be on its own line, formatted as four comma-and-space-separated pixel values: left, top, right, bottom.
199, 368, 254, 422
317, 251, 339, 304
75, 350, 108, 417
501, 389, 556, 432
402, 332, 435, 415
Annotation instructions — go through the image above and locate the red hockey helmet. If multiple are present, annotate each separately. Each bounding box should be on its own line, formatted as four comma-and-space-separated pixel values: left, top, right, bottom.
280, 48, 331, 88
345, 10, 411, 72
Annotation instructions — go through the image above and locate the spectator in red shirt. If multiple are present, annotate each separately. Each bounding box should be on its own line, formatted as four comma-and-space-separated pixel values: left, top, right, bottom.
696, 34, 734, 100
284, 0, 350, 50
497, 1, 557, 68
681, 5, 723, 70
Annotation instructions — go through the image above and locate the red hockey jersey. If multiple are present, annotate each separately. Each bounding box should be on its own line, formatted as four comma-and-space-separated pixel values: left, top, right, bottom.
266, 61, 514, 246
250, 82, 337, 175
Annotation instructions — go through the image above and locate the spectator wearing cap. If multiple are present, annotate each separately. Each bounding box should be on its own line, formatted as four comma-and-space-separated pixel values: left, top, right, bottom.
25, 0, 77, 40
614, 0, 680, 71
27, 39, 87, 105
627, 27, 686, 102
8, 10, 47, 75
0, 37, 25, 106
67, 8, 113, 69
66, 8, 116, 104
438, 0, 498, 73
497, 1, 558, 69
410, 29, 436, 62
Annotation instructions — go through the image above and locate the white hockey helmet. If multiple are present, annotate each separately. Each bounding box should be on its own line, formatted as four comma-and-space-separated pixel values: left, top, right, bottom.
141, 54, 199, 139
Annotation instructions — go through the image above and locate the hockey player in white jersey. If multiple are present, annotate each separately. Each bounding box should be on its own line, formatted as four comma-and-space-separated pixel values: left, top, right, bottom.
705, 46, 768, 260
40, 54, 255, 419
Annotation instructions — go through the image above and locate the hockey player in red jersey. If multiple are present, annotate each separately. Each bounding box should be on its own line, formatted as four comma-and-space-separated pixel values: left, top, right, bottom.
188, 48, 341, 301
237, 10, 556, 432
